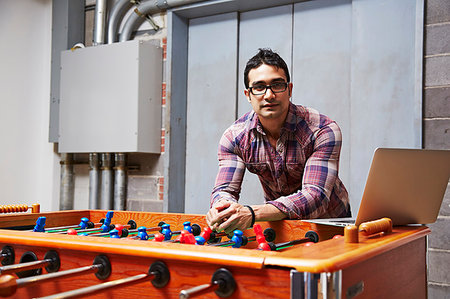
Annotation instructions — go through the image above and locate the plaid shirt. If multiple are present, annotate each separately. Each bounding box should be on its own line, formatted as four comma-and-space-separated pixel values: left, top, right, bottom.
211, 102, 350, 219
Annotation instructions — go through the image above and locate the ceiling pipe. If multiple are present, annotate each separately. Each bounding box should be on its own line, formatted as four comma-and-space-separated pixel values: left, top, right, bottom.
105, 0, 207, 210
93, 0, 108, 45
105, 1, 136, 210
107, 0, 135, 44
119, 0, 207, 42
92, 0, 113, 210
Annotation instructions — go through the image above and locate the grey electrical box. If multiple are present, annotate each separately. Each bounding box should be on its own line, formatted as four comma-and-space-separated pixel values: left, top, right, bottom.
59, 40, 162, 153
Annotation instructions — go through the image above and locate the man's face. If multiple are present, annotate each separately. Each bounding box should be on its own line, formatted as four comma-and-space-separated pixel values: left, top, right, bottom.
244, 64, 292, 123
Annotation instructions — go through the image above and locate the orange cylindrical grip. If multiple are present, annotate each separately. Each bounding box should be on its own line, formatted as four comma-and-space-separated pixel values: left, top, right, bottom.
344, 225, 359, 243
0, 274, 18, 297
359, 218, 393, 236
32, 204, 40, 213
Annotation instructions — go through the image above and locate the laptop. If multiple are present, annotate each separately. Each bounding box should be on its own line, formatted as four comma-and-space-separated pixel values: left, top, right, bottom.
304, 148, 450, 227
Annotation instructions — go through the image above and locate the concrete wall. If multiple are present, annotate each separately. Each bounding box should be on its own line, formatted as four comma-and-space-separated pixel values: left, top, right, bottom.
0, 0, 59, 212
424, 0, 450, 297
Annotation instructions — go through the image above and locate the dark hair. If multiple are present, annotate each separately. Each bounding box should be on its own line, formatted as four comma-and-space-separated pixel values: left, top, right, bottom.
244, 48, 290, 89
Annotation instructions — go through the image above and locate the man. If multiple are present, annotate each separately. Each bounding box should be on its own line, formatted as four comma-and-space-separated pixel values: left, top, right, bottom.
206, 49, 350, 235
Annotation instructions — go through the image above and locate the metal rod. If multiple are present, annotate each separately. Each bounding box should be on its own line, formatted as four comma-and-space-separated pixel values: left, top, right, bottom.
45, 225, 97, 234
44, 223, 100, 233
271, 237, 310, 250
0, 259, 51, 275
34, 223, 95, 233
54, 226, 103, 234
89, 224, 131, 237
127, 234, 156, 240
208, 236, 255, 247
125, 226, 162, 234
35, 273, 153, 299
17, 264, 101, 288
179, 281, 219, 299
41, 224, 79, 232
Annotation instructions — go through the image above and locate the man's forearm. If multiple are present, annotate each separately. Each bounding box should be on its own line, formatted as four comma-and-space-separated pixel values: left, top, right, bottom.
253, 204, 287, 222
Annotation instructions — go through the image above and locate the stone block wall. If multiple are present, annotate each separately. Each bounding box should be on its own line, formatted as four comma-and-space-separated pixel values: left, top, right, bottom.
424, 0, 450, 297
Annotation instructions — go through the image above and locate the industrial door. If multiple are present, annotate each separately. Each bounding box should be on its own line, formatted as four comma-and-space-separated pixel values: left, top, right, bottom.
182, 0, 423, 214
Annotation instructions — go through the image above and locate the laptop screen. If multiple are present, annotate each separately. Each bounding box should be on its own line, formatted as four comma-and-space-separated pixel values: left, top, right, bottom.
355, 148, 450, 226
304, 148, 450, 227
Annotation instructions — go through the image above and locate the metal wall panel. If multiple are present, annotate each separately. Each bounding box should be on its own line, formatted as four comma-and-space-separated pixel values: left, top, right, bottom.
172, 0, 423, 215
49, 0, 84, 142
292, 0, 352, 210
185, 13, 238, 213
59, 40, 162, 153
238, 5, 293, 206
166, 12, 189, 213
349, 0, 423, 214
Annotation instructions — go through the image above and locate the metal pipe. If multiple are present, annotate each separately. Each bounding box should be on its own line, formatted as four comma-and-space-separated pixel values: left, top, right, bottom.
92, 0, 109, 210
119, 0, 207, 42
0, 258, 53, 276
89, 153, 100, 209
93, 0, 108, 45
107, 0, 134, 44
59, 153, 74, 210
35, 273, 151, 299
113, 153, 127, 210
16, 264, 102, 289
100, 153, 114, 210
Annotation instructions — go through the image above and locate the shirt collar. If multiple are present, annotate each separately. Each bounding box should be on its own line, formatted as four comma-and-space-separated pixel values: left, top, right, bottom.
248, 111, 265, 135
283, 102, 300, 132
248, 102, 300, 135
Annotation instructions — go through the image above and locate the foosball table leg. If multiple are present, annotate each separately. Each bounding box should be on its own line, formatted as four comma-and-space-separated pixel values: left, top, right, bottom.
319, 271, 342, 299
306, 273, 320, 299
290, 270, 305, 298
290, 270, 343, 299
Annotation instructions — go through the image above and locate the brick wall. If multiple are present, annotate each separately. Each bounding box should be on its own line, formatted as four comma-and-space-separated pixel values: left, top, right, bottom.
424, 0, 450, 297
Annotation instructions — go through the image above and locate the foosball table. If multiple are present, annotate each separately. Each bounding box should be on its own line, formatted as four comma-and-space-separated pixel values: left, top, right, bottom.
0, 206, 429, 298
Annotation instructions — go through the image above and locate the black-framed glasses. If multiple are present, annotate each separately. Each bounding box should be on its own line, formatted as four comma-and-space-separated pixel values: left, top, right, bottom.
248, 82, 288, 95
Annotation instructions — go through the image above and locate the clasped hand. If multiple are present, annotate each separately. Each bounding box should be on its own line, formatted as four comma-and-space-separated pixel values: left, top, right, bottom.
206, 200, 253, 235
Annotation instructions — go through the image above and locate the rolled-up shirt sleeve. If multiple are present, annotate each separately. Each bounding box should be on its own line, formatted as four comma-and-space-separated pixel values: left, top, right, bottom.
268, 121, 342, 219
210, 131, 246, 207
